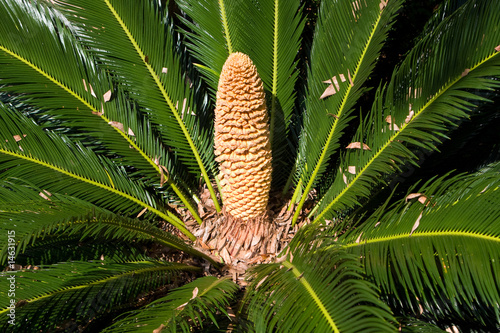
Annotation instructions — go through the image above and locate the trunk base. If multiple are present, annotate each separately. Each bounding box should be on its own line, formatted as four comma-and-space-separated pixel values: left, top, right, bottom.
182, 190, 314, 285
198, 209, 278, 263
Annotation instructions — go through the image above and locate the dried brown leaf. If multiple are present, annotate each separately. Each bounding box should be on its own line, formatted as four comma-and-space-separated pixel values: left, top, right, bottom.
320, 84, 336, 99
136, 207, 147, 218
405, 193, 423, 202
405, 105, 414, 123
108, 121, 124, 133
352, 0, 360, 11
160, 165, 169, 186
409, 212, 423, 236
153, 324, 166, 333
406, 193, 431, 206
159, 166, 165, 186
88, 83, 96, 98
39, 190, 52, 201
175, 302, 188, 310
355, 231, 363, 244
418, 196, 428, 205
346, 142, 371, 150
103, 90, 112, 102
461, 68, 470, 77
332, 76, 340, 91
192, 287, 199, 299
91, 103, 104, 116
385, 115, 400, 131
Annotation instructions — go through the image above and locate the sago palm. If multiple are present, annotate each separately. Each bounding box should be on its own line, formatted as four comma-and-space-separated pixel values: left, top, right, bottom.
0, 0, 499, 331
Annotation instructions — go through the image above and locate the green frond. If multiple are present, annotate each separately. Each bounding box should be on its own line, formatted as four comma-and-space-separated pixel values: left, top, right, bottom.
0, 203, 214, 267
102, 276, 238, 333
398, 318, 447, 333
0, 181, 95, 262
421, 0, 465, 37
231, 0, 305, 186
49, 0, 220, 212
176, 0, 240, 91
0, 0, 202, 222
14, 236, 148, 268
339, 164, 500, 328
0, 260, 200, 332
291, 0, 403, 224
0, 104, 194, 239
95, 92, 202, 221
0, 182, 218, 265
243, 229, 396, 333
314, 0, 500, 222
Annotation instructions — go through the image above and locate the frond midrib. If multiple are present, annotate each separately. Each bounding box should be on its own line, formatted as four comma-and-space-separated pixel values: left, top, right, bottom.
282, 260, 339, 333
102, 0, 221, 212
0, 45, 153, 174
292, 9, 384, 224
0, 147, 194, 239
218, 0, 233, 54
0, 42, 201, 224
269, 0, 279, 145
342, 229, 500, 250
315, 50, 500, 222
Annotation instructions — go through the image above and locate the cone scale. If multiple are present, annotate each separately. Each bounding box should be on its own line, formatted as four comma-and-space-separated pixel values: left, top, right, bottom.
214, 52, 272, 221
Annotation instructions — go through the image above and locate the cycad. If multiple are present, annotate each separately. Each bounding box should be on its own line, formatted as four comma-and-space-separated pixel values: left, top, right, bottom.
1, 0, 499, 332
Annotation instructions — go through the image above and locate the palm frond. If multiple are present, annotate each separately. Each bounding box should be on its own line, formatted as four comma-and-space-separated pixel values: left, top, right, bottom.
13, 236, 148, 268
97, 92, 202, 220
0, 181, 95, 262
0, 104, 194, 239
0, 260, 200, 332
0, 188, 215, 265
291, 0, 403, 224
421, 0, 465, 36
243, 228, 396, 333
314, 0, 500, 222
49, 0, 220, 211
398, 318, 447, 333
339, 163, 500, 328
102, 276, 238, 333
0, 0, 202, 222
